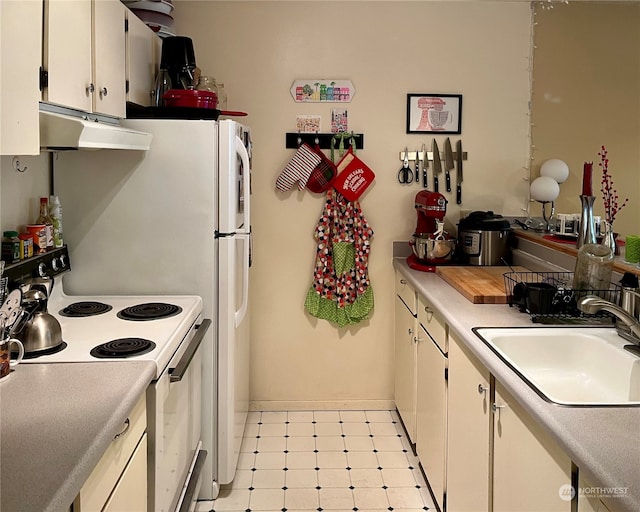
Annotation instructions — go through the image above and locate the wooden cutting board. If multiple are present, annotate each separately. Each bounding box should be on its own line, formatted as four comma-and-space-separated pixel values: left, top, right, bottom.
435, 266, 528, 304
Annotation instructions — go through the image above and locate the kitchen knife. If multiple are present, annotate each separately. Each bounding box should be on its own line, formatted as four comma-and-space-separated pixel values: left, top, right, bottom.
422, 143, 428, 188
432, 139, 441, 192
455, 139, 463, 204
415, 148, 421, 183
443, 137, 454, 192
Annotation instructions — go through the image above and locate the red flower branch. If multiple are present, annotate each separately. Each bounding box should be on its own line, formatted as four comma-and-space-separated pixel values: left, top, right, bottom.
599, 145, 628, 225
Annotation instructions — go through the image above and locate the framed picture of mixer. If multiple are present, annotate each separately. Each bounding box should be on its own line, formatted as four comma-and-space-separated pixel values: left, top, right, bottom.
406, 93, 462, 134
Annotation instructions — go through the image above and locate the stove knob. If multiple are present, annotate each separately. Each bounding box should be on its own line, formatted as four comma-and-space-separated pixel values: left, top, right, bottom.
37, 262, 48, 277
51, 258, 59, 271
59, 254, 67, 268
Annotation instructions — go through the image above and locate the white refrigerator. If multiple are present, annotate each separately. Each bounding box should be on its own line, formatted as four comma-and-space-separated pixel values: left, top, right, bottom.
54, 118, 252, 503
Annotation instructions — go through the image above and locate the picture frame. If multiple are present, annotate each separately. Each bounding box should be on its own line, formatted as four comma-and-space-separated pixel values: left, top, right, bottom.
406, 94, 462, 134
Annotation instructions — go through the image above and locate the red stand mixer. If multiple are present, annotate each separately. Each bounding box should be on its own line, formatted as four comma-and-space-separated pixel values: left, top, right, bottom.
407, 190, 457, 272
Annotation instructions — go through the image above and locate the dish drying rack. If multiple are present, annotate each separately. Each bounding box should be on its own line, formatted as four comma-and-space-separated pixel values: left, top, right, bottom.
503, 271, 621, 324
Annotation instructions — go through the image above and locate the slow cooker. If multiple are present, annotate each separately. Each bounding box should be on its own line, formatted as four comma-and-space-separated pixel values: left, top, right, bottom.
458, 211, 513, 265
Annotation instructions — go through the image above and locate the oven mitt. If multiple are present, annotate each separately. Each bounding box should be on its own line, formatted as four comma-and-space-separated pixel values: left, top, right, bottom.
275, 143, 322, 191
306, 146, 337, 194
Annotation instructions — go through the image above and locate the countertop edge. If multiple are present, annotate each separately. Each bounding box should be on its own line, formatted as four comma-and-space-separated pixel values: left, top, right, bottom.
46, 361, 156, 512
0, 361, 156, 512
393, 257, 640, 512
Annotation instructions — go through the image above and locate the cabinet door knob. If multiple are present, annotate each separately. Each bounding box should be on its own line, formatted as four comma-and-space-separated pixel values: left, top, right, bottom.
400, 279, 407, 284
478, 384, 489, 395
100, 87, 108, 98
491, 403, 506, 413
86, 83, 95, 94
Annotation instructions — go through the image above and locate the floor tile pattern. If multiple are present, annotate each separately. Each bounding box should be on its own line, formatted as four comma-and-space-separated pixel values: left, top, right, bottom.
211, 410, 435, 511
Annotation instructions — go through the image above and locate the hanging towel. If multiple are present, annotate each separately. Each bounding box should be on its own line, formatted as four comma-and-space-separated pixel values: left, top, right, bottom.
304, 189, 374, 327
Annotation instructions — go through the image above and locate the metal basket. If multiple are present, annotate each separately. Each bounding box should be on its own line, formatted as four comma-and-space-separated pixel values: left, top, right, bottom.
503, 271, 620, 323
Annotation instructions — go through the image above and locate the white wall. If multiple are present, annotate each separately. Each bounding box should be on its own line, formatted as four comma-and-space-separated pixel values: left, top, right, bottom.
178, 1, 533, 408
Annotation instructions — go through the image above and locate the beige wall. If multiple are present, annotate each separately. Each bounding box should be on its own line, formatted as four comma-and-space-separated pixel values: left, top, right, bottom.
531, 2, 640, 238
175, 1, 533, 409
1, 154, 50, 233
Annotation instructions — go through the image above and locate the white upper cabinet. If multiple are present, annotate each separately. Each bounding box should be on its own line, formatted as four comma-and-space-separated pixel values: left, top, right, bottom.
43, 0, 126, 118
0, 0, 43, 155
126, 10, 159, 108
92, 0, 126, 117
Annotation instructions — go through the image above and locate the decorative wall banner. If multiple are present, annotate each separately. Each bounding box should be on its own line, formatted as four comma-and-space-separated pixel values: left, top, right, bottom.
291, 80, 355, 103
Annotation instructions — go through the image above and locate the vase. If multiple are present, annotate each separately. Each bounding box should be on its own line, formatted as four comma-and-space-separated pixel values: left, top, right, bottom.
601, 221, 619, 256
576, 195, 596, 249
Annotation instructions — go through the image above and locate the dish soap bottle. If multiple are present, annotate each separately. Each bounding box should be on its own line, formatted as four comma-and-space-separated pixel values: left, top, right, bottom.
49, 195, 63, 248
36, 197, 54, 250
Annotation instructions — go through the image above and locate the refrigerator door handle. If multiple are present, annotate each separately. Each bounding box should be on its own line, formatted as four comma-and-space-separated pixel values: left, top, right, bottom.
236, 135, 251, 233
235, 235, 250, 327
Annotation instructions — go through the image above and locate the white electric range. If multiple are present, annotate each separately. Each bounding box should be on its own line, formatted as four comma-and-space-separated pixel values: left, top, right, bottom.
26, 286, 203, 379
4, 247, 209, 512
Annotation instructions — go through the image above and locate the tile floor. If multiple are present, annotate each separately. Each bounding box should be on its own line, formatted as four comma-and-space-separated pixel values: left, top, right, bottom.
210, 410, 436, 512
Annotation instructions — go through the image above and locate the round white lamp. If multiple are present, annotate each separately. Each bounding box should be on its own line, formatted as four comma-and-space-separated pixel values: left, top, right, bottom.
530, 176, 561, 231
540, 159, 569, 184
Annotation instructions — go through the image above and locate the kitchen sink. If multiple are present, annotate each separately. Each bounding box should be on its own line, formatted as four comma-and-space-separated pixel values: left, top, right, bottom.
474, 327, 640, 406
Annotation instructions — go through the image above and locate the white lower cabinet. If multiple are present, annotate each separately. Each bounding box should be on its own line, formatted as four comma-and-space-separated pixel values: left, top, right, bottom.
447, 330, 491, 511
394, 272, 417, 444
73, 393, 147, 511
415, 295, 447, 511
577, 477, 614, 512
492, 380, 572, 512
393, 273, 577, 512
102, 434, 147, 512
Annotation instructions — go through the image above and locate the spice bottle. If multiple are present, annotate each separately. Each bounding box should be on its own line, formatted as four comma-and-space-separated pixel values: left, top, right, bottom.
36, 197, 54, 250
2, 231, 21, 263
49, 195, 63, 248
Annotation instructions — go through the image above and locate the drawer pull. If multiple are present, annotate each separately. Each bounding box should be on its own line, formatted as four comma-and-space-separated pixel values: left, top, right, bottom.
400, 279, 407, 284
114, 418, 130, 440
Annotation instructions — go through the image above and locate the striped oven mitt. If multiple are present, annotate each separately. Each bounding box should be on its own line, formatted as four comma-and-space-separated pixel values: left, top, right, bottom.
275, 143, 322, 191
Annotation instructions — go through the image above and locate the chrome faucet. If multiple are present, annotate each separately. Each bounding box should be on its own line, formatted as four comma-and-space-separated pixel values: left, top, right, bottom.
578, 295, 640, 345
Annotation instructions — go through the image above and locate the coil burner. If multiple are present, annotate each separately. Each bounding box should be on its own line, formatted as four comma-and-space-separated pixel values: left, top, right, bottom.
90, 338, 156, 359
59, 301, 113, 317
117, 303, 182, 321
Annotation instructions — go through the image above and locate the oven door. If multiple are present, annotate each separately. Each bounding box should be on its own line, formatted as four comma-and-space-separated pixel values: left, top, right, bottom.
147, 318, 211, 512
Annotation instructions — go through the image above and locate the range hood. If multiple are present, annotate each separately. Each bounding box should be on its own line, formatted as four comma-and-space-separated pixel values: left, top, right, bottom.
39, 106, 152, 151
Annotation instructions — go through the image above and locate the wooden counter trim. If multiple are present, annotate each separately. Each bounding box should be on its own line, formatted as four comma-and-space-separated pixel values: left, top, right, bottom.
514, 230, 640, 278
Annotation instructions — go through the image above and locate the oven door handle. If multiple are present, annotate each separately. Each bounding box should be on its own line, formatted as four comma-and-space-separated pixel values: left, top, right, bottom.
170, 319, 212, 382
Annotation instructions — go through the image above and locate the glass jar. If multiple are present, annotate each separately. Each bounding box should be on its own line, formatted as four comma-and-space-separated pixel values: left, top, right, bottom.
216, 82, 227, 110
196, 76, 218, 94
572, 243, 614, 294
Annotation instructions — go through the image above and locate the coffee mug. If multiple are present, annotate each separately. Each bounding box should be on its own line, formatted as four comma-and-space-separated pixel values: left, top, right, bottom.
0, 338, 24, 380
525, 282, 558, 315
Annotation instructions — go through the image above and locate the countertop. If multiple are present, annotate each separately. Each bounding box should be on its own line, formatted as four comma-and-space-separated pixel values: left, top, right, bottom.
515, 229, 640, 278
0, 361, 155, 512
394, 258, 640, 512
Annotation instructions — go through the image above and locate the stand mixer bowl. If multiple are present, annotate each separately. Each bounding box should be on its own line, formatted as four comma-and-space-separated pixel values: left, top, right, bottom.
410, 234, 456, 262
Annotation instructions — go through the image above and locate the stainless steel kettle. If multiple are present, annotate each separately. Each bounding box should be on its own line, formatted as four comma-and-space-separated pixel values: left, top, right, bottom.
17, 278, 63, 354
